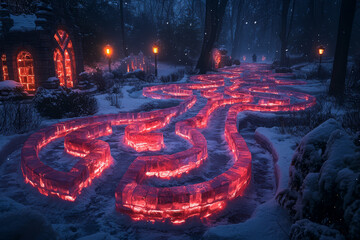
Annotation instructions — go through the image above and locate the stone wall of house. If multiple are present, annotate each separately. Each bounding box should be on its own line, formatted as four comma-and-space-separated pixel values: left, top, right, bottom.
0, 2, 84, 91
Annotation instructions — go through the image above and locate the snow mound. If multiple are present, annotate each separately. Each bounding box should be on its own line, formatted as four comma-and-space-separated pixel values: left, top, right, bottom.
204, 127, 296, 240
203, 200, 291, 240
77, 232, 114, 240
0, 197, 56, 240
10, 14, 36, 32
289, 118, 342, 191
0, 80, 23, 90
290, 219, 345, 240
0, 80, 27, 100
277, 119, 360, 239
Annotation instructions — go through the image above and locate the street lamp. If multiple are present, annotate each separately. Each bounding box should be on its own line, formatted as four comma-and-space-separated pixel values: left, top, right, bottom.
104, 44, 113, 72
153, 45, 159, 77
318, 46, 325, 78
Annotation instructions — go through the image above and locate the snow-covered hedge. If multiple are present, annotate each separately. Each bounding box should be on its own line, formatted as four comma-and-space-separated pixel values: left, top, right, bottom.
33, 87, 98, 119
0, 197, 56, 240
277, 119, 360, 240
0, 101, 41, 135
0, 80, 28, 100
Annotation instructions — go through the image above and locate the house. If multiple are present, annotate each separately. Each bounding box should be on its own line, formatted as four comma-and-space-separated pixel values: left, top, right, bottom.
0, 2, 83, 92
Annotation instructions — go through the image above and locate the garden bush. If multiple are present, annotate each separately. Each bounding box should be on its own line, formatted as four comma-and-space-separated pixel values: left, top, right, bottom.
33, 87, 98, 119
0, 101, 41, 135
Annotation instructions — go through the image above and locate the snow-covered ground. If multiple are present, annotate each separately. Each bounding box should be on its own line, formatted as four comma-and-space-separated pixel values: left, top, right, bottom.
0, 88, 287, 239
204, 126, 298, 240
1, 62, 346, 239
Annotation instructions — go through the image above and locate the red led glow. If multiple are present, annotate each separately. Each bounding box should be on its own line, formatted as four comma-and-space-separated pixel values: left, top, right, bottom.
212, 49, 221, 69
17, 51, 35, 91
21, 63, 316, 224
1, 54, 9, 81
54, 29, 75, 88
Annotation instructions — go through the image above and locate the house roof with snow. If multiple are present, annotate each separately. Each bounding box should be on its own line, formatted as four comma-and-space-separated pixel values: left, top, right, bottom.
9, 14, 37, 32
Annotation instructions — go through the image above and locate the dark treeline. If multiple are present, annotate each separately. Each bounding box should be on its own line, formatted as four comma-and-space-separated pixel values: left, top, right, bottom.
3, 0, 359, 65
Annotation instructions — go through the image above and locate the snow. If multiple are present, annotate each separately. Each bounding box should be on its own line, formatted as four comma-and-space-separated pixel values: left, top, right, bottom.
289, 118, 342, 191
0, 80, 22, 90
94, 85, 158, 114
277, 119, 360, 239
47, 77, 59, 83
204, 126, 298, 240
290, 219, 345, 240
156, 62, 186, 77
10, 14, 37, 32
0, 63, 357, 239
0, 87, 291, 239
85, 61, 185, 78
0, 197, 57, 240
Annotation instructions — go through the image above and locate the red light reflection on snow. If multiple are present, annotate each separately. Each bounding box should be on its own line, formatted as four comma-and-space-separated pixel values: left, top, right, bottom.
21, 63, 316, 224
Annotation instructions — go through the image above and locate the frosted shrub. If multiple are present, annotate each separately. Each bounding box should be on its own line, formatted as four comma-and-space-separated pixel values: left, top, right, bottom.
33, 87, 98, 119
0, 101, 41, 135
277, 119, 360, 239
106, 82, 123, 108
160, 69, 185, 83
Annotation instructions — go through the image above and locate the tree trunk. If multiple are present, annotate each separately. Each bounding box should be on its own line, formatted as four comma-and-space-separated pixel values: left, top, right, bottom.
329, 0, 357, 102
119, 0, 128, 57
231, 0, 244, 59
279, 0, 290, 66
196, 0, 228, 74
304, 0, 316, 61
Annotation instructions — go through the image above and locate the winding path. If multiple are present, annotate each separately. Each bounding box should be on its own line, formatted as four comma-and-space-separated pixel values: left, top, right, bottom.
21, 63, 316, 224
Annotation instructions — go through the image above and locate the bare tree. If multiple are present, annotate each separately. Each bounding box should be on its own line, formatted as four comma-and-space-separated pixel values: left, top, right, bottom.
329, 0, 357, 102
196, 0, 228, 74
279, 0, 291, 66
231, 0, 244, 58
119, 0, 128, 57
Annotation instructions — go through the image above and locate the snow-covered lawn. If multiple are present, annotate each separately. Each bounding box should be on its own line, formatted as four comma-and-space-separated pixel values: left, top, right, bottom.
204, 126, 298, 240
1, 62, 347, 239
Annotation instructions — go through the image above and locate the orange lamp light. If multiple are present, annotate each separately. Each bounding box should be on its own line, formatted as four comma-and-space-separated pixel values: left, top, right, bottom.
318, 46, 325, 56
104, 45, 113, 57
153, 46, 159, 54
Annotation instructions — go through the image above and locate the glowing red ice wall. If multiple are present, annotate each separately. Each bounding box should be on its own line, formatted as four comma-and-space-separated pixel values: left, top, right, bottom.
21, 63, 316, 224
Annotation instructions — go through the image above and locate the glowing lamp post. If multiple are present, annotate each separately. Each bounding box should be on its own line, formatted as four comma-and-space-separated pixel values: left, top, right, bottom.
318, 46, 325, 78
153, 45, 159, 77
104, 45, 113, 72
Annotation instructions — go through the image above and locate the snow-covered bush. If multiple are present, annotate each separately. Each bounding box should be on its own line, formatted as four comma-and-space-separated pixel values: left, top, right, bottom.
42, 77, 60, 89
106, 82, 123, 108
135, 99, 180, 112
77, 72, 95, 90
0, 101, 41, 135
91, 68, 114, 92
346, 55, 360, 93
277, 119, 360, 239
0, 197, 56, 240
278, 98, 335, 135
290, 219, 345, 240
33, 87, 98, 119
122, 69, 146, 81
0, 80, 28, 101
342, 111, 360, 132
160, 69, 185, 83
301, 64, 332, 80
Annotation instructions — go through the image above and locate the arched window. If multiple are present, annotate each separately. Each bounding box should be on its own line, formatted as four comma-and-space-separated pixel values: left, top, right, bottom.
54, 29, 75, 88
17, 51, 35, 91
1, 54, 9, 81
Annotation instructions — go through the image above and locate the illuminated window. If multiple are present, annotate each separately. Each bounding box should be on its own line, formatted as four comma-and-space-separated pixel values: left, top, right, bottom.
17, 51, 35, 91
54, 29, 75, 88
1, 54, 9, 81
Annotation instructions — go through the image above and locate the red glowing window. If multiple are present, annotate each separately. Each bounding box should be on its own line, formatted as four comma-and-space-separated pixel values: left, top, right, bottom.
17, 51, 35, 91
1, 54, 9, 81
54, 29, 75, 88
